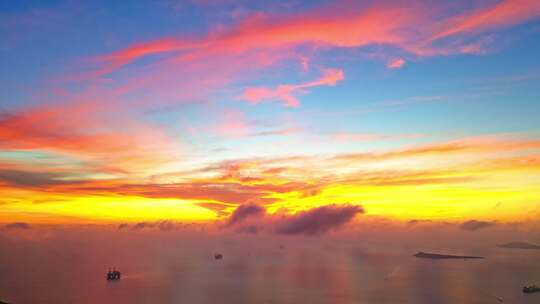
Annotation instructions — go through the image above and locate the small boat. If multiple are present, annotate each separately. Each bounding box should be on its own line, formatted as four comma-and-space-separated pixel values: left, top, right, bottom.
106, 268, 122, 281
214, 253, 223, 260
523, 285, 540, 293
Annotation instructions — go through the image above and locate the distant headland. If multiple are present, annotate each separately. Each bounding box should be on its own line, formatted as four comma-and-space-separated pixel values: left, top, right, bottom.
414, 251, 485, 259
498, 242, 540, 250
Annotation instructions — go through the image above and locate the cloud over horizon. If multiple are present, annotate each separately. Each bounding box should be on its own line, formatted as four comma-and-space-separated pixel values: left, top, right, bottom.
122, 221, 178, 232
223, 203, 365, 236
275, 204, 365, 235
460, 220, 496, 231
4, 222, 32, 230
226, 203, 266, 226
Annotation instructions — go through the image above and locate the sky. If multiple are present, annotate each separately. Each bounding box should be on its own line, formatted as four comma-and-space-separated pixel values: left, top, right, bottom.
1, 0, 540, 231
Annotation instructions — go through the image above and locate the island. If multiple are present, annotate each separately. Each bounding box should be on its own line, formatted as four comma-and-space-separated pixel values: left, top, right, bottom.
498, 242, 540, 250
414, 251, 485, 259
523, 285, 540, 294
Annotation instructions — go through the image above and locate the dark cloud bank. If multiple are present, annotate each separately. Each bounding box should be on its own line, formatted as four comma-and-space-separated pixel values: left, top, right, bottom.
118, 221, 176, 231
460, 220, 496, 231
227, 204, 265, 226
276, 205, 364, 235
0, 169, 75, 188
3, 222, 32, 230
225, 203, 365, 236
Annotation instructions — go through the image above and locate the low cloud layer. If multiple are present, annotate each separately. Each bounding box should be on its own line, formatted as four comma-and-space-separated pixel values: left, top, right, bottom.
275, 205, 364, 235
118, 221, 177, 231
227, 204, 265, 226
0, 170, 69, 188
460, 220, 496, 231
498, 241, 540, 250
225, 203, 365, 236
407, 219, 434, 227
3, 222, 32, 230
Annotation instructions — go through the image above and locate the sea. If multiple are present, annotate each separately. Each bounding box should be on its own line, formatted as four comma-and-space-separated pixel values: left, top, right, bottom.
0, 228, 539, 304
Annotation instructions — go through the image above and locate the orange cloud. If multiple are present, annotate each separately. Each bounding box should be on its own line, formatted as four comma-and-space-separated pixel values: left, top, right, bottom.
333, 136, 540, 162
20, 136, 534, 198
241, 68, 344, 107
2, 133, 540, 223
45, 180, 306, 206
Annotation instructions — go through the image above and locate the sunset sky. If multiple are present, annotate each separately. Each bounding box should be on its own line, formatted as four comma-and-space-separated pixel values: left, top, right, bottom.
1, 0, 540, 228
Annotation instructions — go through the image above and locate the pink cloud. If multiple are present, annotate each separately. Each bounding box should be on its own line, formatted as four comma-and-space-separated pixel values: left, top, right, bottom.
432, 0, 540, 40
387, 58, 406, 69
93, 0, 540, 78
209, 110, 250, 138
201, 109, 302, 139
460, 42, 488, 54
95, 4, 420, 73
55, 0, 540, 114
299, 56, 310, 71
241, 68, 344, 107
0, 98, 179, 174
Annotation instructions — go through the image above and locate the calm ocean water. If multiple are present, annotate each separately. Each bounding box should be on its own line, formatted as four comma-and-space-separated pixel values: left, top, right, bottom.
1, 230, 539, 304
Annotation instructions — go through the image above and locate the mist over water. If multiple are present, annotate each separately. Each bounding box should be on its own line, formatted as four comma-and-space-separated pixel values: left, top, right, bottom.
1, 227, 539, 304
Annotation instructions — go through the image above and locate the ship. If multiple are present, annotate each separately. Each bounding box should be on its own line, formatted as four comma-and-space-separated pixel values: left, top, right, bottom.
523, 285, 540, 293
106, 267, 121, 281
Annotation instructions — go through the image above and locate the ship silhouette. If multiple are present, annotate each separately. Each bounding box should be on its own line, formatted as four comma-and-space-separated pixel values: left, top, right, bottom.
106, 267, 121, 281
